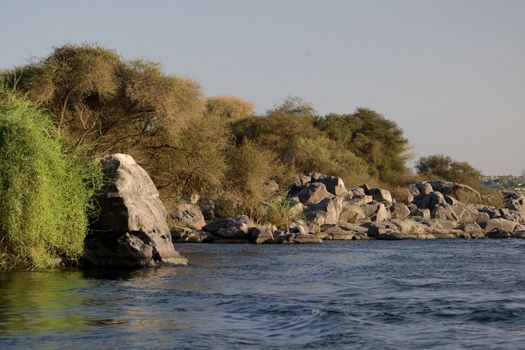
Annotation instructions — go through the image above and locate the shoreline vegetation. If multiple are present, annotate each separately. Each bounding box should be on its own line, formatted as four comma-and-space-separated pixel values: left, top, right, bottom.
0, 43, 523, 270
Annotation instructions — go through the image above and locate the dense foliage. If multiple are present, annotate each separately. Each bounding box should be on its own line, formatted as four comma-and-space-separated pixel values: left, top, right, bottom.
2, 44, 413, 219
315, 109, 411, 183
416, 154, 482, 189
0, 89, 100, 269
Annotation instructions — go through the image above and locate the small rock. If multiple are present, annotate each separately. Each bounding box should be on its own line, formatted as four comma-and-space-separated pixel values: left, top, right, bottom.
293, 233, 323, 244
339, 203, 366, 223
366, 188, 393, 203
390, 202, 411, 219
316, 176, 347, 196
203, 215, 251, 239
170, 203, 206, 231
416, 182, 434, 195
484, 218, 518, 235
297, 183, 333, 205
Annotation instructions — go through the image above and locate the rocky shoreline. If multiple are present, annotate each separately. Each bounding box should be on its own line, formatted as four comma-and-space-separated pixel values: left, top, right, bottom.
171, 173, 525, 244
80, 154, 525, 268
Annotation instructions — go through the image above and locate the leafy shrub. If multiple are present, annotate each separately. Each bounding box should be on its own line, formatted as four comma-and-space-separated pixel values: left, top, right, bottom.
257, 198, 304, 227
0, 90, 101, 269
315, 109, 410, 182
389, 187, 414, 204
154, 114, 229, 207
416, 154, 482, 189
223, 140, 285, 219
291, 136, 369, 186
480, 193, 505, 208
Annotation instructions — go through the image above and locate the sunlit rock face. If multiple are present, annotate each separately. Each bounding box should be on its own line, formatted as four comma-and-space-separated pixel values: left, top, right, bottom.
84, 153, 188, 268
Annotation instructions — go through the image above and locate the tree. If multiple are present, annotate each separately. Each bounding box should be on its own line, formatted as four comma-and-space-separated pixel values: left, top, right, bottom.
266, 96, 316, 117
2, 45, 204, 155
158, 114, 229, 205
315, 108, 410, 182
416, 154, 482, 187
223, 140, 284, 219
289, 136, 369, 185
1, 44, 204, 204
205, 96, 254, 121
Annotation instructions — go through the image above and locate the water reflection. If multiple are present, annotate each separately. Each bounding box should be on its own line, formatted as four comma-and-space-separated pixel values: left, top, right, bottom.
0, 271, 92, 334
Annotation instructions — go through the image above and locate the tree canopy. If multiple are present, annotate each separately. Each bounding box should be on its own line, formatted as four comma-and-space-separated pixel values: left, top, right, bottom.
2, 43, 414, 214
416, 154, 482, 188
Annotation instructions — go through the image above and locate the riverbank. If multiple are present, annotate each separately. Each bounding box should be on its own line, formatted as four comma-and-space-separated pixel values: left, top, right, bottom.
171, 173, 525, 244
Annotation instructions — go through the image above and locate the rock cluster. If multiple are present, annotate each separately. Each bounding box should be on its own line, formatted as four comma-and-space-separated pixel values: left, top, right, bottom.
171, 173, 525, 244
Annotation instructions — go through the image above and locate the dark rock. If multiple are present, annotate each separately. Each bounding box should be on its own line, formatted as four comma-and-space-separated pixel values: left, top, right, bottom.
512, 231, 525, 239
417, 192, 446, 211
249, 226, 276, 244
443, 194, 458, 206
416, 182, 434, 195
487, 231, 512, 239
479, 207, 501, 219
203, 215, 251, 240
296, 183, 333, 205
504, 192, 525, 214
427, 180, 481, 200
172, 228, 211, 243
316, 176, 347, 196
366, 188, 393, 203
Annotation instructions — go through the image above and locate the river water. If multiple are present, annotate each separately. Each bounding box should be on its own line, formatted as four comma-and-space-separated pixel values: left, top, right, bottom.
1, 240, 525, 349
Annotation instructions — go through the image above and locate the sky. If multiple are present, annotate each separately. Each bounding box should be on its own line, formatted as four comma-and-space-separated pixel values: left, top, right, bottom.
0, 0, 524, 175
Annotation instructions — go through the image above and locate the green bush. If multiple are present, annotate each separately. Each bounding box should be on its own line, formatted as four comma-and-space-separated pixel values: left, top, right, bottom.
257, 198, 304, 228
223, 140, 285, 219
0, 90, 101, 269
291, 136, 369, 186
415, 154, 482, 189
315, 109, 411, 183
158, 114, 229, 207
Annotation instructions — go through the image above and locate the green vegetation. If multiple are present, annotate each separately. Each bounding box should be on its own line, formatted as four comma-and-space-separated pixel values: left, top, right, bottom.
1, 43, 516, 269
221, 140, 285, 220
1, 44, 414, 218
257, 198, 304, 227
0, 89, 100, 269
315, 108, 411, 183
205, 96, 254, 122
415, 154, 482, 189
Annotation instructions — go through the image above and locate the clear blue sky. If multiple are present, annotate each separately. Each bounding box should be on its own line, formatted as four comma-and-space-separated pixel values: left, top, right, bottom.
1, 0, 524, 175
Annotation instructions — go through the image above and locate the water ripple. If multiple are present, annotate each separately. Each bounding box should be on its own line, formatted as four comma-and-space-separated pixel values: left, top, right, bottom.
2, 240, 525, 349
